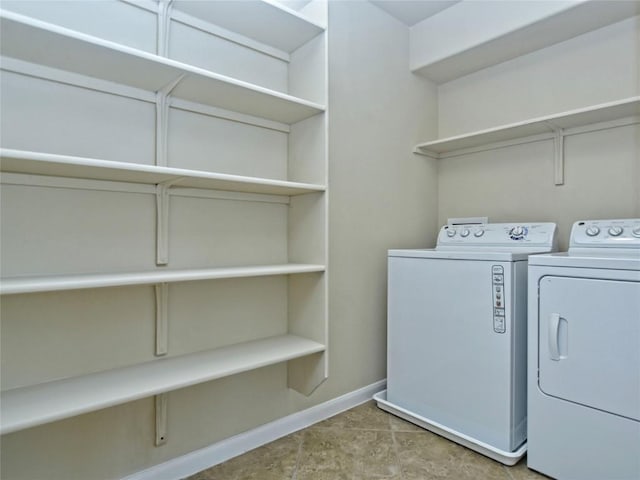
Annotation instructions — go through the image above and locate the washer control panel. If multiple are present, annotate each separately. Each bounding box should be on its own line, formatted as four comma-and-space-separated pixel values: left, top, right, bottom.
570, 219, 640, 252
492, 265, 506, 334
437, 222, 557, 249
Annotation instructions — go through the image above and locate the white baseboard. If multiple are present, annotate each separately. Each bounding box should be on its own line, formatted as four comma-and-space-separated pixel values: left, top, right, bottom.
123, 380, 386, 480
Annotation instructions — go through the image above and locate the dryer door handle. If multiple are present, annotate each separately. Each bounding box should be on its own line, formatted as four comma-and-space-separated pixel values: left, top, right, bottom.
548, 313, 562, 361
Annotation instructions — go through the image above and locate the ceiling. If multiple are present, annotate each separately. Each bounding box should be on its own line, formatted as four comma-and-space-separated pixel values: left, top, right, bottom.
369, 0, 461, 26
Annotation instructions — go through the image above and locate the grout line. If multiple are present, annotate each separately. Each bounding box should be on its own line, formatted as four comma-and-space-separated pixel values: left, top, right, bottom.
290, 432, 304, 480
503, 463, 517, 480
390, 429, 406, 480
309, 425, 395, 432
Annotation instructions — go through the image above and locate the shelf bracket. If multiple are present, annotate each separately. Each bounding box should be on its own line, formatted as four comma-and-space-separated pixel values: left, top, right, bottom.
548, 123, 565, 186
155, 283, 169, 356
156, 0, 174, 58
156, 182, 171, 265
155, 179, 183, 265
155, 75, 185, 168
155, 393, 168, 446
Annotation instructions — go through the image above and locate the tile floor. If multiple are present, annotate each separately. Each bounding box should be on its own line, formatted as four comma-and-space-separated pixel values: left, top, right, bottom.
186, 401, 549, 480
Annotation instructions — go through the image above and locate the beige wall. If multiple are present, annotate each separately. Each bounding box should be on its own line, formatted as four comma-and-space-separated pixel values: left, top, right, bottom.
436, 17, 640, 249
327, 0, 439, 394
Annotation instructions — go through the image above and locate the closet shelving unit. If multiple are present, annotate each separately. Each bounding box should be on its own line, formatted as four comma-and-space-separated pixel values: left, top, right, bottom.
410, 0, 640, 185
414, 97, 640, 157
0, 0, 328, 437
414, 97, 640, 185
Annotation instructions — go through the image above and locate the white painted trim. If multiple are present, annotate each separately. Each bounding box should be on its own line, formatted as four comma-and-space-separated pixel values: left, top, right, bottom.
121, 380, 387, 480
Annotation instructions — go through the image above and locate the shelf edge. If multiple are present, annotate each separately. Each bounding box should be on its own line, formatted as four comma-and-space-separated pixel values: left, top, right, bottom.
414, 97, 640, 156
0, 264, 326, 295
0, 148, 326, 195
0, 334, 326, 434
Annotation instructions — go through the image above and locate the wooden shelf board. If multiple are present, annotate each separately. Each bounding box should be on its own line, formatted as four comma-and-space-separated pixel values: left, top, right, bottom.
0, 149, 326, 196
0, 11, 325, 124
414, 97, 640, 156
172, 0, 324, 53
0, 264, 326, 295
0, 334, 325, 434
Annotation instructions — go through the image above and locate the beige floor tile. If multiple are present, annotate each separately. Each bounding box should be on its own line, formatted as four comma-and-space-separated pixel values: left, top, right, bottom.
312, 401, 391, 431
387, 412, 426, 433
184, 432, 301, 480
394, 430, 511, 480
185, 401, 544, 480
296, 428, 400, 479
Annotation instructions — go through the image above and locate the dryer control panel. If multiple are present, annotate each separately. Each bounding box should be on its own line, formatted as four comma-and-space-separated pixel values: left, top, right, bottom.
437, 222, 557, 249
570, 219, 640, 253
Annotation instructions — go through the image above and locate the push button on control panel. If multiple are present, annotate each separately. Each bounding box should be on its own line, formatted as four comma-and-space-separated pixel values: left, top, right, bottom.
492, 265, 505, 334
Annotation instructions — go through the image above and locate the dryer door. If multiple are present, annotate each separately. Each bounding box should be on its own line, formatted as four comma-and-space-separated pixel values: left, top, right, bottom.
538, 276, 640, 421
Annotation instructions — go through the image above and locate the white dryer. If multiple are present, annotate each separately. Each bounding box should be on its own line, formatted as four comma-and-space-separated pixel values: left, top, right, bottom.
527, 219, 640, 480
375, 222, 557, 465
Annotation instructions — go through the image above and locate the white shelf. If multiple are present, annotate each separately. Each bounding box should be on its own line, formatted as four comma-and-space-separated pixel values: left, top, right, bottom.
172, 0, 324, 53
0, 149, 326, 196
414, 97, 640, 157
0, 10, 324, 124
0, 334, 325, 434
412, 1, 640, 83
0, 264, 326, 295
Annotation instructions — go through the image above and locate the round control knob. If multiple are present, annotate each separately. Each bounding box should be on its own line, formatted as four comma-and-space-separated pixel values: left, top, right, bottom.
585, 226, 600, 237
460, 228, 470, 237
608, 226, 623, 237
474, 229, 485, 238
446, 228, 456, 237
632, 226, 640, 238
509, 226, 527, 240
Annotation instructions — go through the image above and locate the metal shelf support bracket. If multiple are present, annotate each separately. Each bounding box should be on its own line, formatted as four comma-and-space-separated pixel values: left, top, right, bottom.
156, 0, 174, 58
155, 393, 168, 446
155, 183, 171, 265
549, 124, 565, 186
155, 74, 184, 169
155, 283, 169, 356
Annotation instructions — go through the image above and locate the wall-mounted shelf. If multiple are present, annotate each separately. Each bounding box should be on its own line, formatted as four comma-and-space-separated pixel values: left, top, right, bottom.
0, 334, 325, 435
0, 149, 326, 196
0, 10, 324, 124
0, 264, 325, 295
172, 0, 325, 53
414, 97, 640, 158
411, 1, 640, 83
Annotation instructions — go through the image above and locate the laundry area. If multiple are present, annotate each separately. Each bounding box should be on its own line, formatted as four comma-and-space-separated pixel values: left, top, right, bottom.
0, 1, 638, 479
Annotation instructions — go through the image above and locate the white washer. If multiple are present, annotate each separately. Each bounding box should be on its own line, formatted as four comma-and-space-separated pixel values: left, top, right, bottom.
527, 219, 640, 480
374, 222, 558, 465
